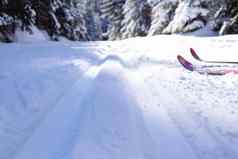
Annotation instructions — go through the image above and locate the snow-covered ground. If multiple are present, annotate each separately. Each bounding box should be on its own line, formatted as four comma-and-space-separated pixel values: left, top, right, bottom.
1, 35, 238, 159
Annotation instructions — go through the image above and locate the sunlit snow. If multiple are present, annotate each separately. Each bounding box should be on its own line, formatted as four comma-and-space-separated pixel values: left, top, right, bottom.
1, 35, 238, 159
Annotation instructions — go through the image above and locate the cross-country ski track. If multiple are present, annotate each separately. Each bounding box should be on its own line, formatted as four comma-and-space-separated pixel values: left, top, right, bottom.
1, 35, 238, 159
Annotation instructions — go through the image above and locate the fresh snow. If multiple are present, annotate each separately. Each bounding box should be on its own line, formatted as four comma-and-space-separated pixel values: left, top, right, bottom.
14, 26, 50, 43
1, 35, 238, 159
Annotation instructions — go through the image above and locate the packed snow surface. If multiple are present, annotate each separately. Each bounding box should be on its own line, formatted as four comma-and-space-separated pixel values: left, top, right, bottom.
1, 35, 238, 159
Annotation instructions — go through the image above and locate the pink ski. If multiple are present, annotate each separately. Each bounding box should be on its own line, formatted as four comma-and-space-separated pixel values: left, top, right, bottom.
190, 48, 238, 64
177, 54, 238, 75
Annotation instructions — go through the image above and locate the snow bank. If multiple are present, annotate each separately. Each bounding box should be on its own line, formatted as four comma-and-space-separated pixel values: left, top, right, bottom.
15, 26, 50, 43
1, 35, 238, 159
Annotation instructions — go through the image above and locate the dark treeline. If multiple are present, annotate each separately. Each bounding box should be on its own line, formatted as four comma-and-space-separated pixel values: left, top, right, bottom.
0, 0, 237, 42
0, 0, 95, 42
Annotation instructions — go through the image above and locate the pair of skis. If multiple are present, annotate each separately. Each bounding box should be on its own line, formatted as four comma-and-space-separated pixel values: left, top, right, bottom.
177, 48, 238, 75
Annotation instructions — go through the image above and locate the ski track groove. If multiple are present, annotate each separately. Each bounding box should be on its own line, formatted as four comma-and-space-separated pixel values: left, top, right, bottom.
133, 80, 198, 159
166, 101, 223, 159
178, 94, 231, 158
148, 84, 203, 159
53, 75, 97, 159
3, 40, 238, 159
148, 76, 235, 159
11, 56, 234, 159
12, 77, 29, 111
102, 56, 226, 159
179, 97, 238, 159
13, 65, 99, 159
132, 60, 235, 159
11, 67, 91, 159
171, 75, 238, 158
0, 73, 33, 159
8, 48, 104, 159
56, 66, 126, 159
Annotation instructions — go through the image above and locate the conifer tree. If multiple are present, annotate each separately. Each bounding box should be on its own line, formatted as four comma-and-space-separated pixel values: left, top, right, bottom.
149, 0, 178, 35
85, 0, 102, 40
215, 0, 238, 35
163, 0, 209, 34
0, 0, 16, 42
100, 0, 125, 40
121, 0, 151, 39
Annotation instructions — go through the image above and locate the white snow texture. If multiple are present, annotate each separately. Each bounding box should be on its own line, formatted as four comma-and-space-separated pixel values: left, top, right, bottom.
1, 35, 238, 159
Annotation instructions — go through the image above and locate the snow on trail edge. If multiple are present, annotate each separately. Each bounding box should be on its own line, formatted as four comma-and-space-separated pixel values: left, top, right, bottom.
0, 35, 238, 159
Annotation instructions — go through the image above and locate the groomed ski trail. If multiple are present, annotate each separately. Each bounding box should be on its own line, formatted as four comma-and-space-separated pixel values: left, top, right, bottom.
13, 61, 199, 159
1, 35, 238, 159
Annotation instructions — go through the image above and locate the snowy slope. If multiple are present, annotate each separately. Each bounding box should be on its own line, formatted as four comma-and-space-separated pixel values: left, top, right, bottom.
1, 35, 238, 159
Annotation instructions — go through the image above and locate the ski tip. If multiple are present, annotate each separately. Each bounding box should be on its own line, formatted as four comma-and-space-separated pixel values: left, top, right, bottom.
177, 55, 194, 71
190, 48, 202, 61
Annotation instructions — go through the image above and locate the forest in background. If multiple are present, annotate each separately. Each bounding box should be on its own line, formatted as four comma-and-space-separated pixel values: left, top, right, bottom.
0, 0, 238, 42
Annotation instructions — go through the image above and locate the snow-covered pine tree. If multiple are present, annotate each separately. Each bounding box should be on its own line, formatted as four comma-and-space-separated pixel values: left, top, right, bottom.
21, 0, 36, 32
100, 0, 125, 40
163, 0, 210, 34
84, 0, 102, 40
0, 13, 14, 42
148, 0, 178, 35
54, 0, 88, 40
214, 0, 238, 35
31, 0, 62, 40
48, 0, 63, 40
0, 0, 36, 34
1, 0, 235, 42
0, 0, 15, 42
69, 0, 88, 40
31, 0, 88, 41
100, 0, 113, 19
121, 0, 151, 39
100, 0, 113, 39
